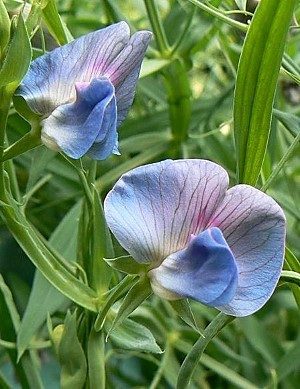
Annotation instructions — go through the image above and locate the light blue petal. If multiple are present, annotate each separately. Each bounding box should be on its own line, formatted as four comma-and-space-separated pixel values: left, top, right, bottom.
41, 78, 117, 159
207, 185, 286, 316
16, 22, 151, 129
149, 227, 238, 306
104, 31, 152, 125
104, 160, 229, 264
86, 98, 118, 160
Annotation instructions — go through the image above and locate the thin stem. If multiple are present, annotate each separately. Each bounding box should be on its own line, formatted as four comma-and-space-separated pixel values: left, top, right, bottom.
176, 312, 235, 389
280, 270, 300, 286
261, 131, 300, 191
144, 0, 170, 55
188, 0, 247, 32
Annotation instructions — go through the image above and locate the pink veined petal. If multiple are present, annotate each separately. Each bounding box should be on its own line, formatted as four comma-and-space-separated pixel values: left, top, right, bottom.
16, 22, 131, 115
104, 159, 229, 264
207, 184, 286, 316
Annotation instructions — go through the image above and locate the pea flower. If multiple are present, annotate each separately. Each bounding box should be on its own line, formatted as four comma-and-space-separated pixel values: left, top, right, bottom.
16, 22, 151, 160
104, 159, 286, 316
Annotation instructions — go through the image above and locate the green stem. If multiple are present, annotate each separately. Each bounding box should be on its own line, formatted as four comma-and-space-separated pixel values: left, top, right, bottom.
163, 59, 192, 148
261, 131, 300, 191
176, 312, 235, 388
280, 270, 300, 286
188, 0, 247, 32
144, 0, 170, 55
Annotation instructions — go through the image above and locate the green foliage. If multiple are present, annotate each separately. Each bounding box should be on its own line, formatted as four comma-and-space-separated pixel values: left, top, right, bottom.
0, 0, 299, 388
0, 14, 31, 93
234, 0, 296, 185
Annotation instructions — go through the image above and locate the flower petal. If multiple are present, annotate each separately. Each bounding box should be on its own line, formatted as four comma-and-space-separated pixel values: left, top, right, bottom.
104, 159, 229, 264
208, 185, 286, 316
16, 22, 151, 127
41, 77, 117, 159
16, 22, 131, 115
104, 31, 152, 125
149, 227, 238, 306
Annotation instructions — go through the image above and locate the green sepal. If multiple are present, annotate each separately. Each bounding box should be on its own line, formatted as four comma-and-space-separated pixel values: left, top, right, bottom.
105, 316, 162, 354
107, 276, 152, 336
169, 299, 202, 334
0, 0, 10, 59
13, 94, 41, 124
0, 14, 31, 94
58, 311, 87, 389
105, 255, 149, 274
94, 275, 137, 332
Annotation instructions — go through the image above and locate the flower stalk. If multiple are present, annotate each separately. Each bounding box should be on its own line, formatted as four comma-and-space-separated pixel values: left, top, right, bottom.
176, 312, 235, 388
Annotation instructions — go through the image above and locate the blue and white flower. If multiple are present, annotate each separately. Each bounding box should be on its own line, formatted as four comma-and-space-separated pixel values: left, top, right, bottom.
104, 159, 286, 317
17, 22, 151, 160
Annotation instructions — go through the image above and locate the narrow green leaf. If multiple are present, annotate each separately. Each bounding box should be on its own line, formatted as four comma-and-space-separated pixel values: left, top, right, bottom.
0, 14, 31, 92
234, 0, 296, 185
42, 0, 72, 45
59, 312, 87, 389
107, 276, 152, 335
107, 317, 162, 354
105, 255, 148, 275
87, 330, 105, 389
17, 202, 81, 358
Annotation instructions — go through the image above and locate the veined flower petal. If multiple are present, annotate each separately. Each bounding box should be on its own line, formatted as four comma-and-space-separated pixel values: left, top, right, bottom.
104, 160, 229, 264
149, 227, 238, 306
16, 22, 151, 125
41, 77, 117, 159
104, 31, 152, 125
208, 185, 286, 316
17, 22, 130, 115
